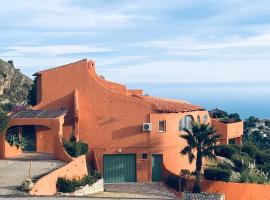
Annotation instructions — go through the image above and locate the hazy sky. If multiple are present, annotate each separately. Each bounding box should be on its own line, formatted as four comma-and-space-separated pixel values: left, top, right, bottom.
1, 0, 270, 83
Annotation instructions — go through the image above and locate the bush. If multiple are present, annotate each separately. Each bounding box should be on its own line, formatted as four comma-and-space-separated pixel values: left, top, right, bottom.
92, 170, 102, 180
1, 103, 14, 112
57, 178, 76, 193
63, 140, 88, 157
241, 144, 258, 159
82, 175, 95, 185
240, 163, 269, 184
231, 153, 251, 172
204, 167, 231, 182
57, 174, 98, 193
181, 169, 191, 175
258, 162, 270, 174
0, 111, 8, 132
255, 151, 270, 165
217, 162, 233, 170
215, 144, 240, 159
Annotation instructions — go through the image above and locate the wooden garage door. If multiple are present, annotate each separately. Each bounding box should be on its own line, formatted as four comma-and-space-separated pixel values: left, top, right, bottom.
103, 154, 136, 183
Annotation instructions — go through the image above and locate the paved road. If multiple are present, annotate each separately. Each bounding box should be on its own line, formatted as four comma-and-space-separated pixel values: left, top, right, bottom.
0, 153, 65, 195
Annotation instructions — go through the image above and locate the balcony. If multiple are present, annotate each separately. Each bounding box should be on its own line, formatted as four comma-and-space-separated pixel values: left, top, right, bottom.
211, 118, 243, 145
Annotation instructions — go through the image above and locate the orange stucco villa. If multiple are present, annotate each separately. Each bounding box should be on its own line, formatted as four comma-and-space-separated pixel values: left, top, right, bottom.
0, 59, 243, 183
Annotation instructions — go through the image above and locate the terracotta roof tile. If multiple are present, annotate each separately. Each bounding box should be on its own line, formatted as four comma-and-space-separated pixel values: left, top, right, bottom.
143, 96, 203, 113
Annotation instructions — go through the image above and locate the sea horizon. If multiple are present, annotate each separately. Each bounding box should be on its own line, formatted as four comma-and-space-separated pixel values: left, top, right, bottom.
126, 82, 270, 120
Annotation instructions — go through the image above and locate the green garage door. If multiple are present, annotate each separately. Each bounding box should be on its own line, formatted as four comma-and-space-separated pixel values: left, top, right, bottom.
152, 154, 163, 182
103, 154, 136, 183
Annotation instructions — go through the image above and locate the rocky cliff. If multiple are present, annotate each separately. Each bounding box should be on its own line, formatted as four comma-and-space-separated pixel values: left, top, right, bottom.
0, 59, 32, 104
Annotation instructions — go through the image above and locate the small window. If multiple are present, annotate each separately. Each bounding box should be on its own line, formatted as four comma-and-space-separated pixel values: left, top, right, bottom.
142, 153, 148, 159
158, 120, 166, 132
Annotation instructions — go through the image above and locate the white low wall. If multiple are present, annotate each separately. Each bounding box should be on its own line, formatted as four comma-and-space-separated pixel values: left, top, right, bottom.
72, 179, 104, 196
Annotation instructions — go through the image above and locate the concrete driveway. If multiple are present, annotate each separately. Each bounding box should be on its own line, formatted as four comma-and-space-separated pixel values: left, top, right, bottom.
0, 153, 65, 195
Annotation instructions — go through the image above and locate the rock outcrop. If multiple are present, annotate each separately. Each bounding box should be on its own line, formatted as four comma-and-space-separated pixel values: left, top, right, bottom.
0, 59, 32, 104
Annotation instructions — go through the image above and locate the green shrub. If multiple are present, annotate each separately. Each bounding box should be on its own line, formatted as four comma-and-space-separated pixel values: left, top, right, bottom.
92, 170, 102, 180
231, 153, 251, 172
81, 175, 95, 185
63, 140, 88, 157
181, 169, 191, 175
57, 175, 98, 193
215, 145, 240, 159
204, 167, 231, 182
255, 151, 270, 165
240, 163, 269, 184
79, 142, 88, 155
57, 178, 76, 193
88, 168, 102, 181
1, 103, 14, 112
258, 163, 270, 174
241, 144, 258, 159
0, 111, 8, 132
217, 162, 233, 170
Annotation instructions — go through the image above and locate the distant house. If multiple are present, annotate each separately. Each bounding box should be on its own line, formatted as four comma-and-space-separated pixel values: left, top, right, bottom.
209, 108, 228, 119
0, 59, 243, 183
255, 121, 266, 128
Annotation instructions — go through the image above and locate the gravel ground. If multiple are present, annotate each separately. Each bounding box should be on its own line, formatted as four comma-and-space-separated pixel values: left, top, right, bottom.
0, 153, 65, 195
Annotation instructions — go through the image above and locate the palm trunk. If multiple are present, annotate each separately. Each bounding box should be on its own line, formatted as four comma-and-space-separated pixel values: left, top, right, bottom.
193, 149, 202, 193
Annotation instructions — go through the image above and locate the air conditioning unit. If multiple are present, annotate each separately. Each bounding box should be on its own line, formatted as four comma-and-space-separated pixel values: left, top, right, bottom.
143, 123, 152, 132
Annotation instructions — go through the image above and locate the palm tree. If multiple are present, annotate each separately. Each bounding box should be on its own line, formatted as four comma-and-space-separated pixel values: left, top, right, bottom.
180, 122, 221, 193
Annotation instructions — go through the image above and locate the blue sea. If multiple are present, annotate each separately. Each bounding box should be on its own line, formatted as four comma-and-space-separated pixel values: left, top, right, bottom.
126, 83, 270, 120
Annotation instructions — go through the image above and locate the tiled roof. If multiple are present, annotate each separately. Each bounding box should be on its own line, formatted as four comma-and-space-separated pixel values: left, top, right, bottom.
10, 109, 67, 119
143, 96, 203, 113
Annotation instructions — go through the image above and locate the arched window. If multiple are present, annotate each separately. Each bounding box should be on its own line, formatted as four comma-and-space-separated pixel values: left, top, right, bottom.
203, 114, 209, 124
179, 115, 194, 131
197, 115, 201, 124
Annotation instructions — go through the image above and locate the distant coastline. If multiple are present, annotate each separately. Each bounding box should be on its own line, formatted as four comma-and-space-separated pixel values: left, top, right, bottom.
127, 82, 270, 119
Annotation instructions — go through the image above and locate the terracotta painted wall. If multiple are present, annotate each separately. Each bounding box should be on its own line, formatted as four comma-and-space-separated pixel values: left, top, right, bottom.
211, 119, 243, 144
30, 155, 88, 195
226, 121, 243, 139
36, 126, 54, 153
32, 60, 154, 179
150, 111, 211, 174
202, 180, 270, 200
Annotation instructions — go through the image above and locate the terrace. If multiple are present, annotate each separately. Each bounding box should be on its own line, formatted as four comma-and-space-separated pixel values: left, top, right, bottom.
211, 118, 243, 145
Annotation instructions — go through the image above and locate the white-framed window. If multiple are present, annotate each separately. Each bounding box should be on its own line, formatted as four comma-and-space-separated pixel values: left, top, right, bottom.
179, 115, 194, 131
158, 120, 166, 132
203, 114, 209, 124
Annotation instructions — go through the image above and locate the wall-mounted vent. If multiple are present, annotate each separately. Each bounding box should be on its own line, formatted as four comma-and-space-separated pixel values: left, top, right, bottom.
143, 123, 152, 132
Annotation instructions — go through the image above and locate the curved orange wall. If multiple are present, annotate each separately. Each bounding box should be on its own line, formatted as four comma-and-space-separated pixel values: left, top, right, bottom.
30, 155, 88, 196
202, 180, 270, 200
1, 117, 73, 162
